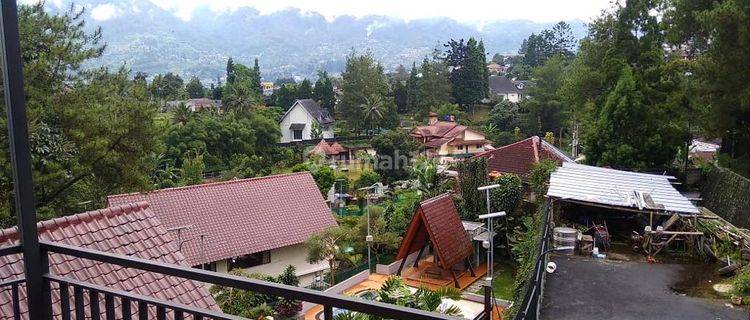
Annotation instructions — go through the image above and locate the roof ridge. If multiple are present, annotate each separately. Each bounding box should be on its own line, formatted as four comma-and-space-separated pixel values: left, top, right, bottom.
107, 172, 311, 202
531, 136, 540, 163
0, 201, 151, 241
475, 136, 538, 157
419, 192, 453, 206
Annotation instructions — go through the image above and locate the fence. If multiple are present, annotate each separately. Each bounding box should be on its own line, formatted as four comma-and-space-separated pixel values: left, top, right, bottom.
703, 165, 750, 228
513, 201, 552, 320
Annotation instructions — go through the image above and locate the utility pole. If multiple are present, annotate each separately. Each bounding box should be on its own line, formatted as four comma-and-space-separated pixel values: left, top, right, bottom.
571, 124, 579, 159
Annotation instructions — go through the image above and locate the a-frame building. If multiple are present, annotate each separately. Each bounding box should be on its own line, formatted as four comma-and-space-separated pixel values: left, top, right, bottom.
395, 193, 475, 287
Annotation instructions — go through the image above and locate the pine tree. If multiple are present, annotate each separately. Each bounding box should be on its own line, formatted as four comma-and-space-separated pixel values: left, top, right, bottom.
185, 76, 205, 99
251, 58, 262, 95
405, 63, 419, 114
226, 57, 235, 84
444, 38, 486, 110
296, 79, 313, 99
313, 71, 336, 112
584, 67, 681, 169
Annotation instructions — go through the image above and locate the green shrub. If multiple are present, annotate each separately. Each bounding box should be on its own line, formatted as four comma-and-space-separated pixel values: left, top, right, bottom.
733, 267, 750, 295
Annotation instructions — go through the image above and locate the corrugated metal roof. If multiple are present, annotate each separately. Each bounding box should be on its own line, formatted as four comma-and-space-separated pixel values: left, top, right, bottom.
547, 163, 700, 215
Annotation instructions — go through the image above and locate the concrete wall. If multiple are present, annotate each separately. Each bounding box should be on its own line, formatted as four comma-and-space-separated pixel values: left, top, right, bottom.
213, 243, 328, 287
375, 247, 430, 275
301, 269, 371, 313
249, 243, 328, 286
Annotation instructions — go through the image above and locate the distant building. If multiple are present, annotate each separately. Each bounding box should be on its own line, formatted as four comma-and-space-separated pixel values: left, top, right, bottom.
474, 136, 572, 179
165, 98, 223, 112
261, 81, 275, 96
488, 76, 525, 103
689, 138, 721, 162
410, 113, 492, 164
279, 99, 334, 143
107, 172, 338, 286
486, 62, 507, 75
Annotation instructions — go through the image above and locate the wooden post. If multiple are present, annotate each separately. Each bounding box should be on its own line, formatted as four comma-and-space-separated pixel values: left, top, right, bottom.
413, 245, 426, 268
450, 269, 460, 288
466, 258, 476, 277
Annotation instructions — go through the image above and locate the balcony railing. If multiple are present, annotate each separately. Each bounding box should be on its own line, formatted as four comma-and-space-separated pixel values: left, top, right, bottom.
0, 1, 488, 320
0, 240, 456, 319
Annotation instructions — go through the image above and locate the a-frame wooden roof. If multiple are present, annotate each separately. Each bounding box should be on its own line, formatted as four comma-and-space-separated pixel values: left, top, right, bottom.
395, 193, 474, 269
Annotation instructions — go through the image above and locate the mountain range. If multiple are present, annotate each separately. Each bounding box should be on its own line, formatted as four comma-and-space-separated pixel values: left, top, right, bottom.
46, 0, 589, 82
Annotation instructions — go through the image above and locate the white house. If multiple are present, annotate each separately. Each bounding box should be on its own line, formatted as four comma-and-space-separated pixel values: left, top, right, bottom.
279, 99, 334, 142
489, 76, 525, 103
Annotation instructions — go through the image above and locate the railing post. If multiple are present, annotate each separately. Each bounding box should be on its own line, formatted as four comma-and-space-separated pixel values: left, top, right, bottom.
324, 305, 333, 320
0, 1, 48, 319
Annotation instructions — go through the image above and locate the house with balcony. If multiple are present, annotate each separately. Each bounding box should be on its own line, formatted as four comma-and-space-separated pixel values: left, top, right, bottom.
107, 172, 338, 286
279, 99, 335, 142
410, 113, 492, 163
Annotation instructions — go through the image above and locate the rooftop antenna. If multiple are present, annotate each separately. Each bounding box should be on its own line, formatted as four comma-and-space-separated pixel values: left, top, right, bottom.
166, 225, 192, 251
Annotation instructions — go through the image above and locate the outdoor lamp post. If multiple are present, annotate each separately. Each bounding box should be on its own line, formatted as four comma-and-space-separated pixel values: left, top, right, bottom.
477, 183, 506, 286
358, 183, 381, 271
336, 178, 346, 215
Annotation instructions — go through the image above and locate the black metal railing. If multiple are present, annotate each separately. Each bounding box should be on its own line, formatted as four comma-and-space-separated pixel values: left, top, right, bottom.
0, 1, 477, 320
0, 240, 455, 320
513, 201, 552, 320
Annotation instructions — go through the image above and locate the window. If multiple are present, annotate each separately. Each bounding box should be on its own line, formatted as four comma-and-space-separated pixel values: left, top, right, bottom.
229, 251, 271, 270
476, 144, 482, 149
293, 129, 303, 140
193, 262, 216, 272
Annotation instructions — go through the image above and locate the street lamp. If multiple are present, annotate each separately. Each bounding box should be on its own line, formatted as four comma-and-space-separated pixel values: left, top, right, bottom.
358, 183, 381, 271
336, 178, 346, 215
477, 184, 506, 286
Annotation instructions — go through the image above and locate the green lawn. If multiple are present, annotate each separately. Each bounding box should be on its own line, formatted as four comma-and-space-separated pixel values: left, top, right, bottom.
476, 262, 515, 300
336, 160, 372, 182
468, 104, 492, 124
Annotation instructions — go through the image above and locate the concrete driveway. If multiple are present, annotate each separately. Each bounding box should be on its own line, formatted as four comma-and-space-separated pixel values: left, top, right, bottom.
540, 255, 748, 320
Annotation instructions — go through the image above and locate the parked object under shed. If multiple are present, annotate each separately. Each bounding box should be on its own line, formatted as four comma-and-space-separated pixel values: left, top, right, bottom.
546, 163, 704, 257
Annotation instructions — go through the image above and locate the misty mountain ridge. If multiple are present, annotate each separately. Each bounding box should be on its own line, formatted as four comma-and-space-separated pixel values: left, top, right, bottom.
46, 0, 589, 82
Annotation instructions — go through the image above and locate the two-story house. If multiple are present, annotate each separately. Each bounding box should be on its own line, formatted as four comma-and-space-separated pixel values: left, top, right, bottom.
279, 99, 334, 142
410, 113, 492, 163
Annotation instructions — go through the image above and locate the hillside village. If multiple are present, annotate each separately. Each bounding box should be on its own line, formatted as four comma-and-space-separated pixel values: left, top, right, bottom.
0, 1, 749, 320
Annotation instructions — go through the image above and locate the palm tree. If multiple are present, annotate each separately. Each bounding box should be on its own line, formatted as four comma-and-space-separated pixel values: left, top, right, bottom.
360, 94, 385, 132
305, 227, 349, 286
173, 102, 192, 125
409, 156, 444, 197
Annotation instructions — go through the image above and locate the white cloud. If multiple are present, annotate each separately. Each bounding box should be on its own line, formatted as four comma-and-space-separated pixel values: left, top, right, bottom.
147, 0, 613, 24
90, 3, 119, 21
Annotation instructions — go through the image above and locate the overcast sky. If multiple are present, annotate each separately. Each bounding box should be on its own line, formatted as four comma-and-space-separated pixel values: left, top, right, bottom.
145, 0, 615, 24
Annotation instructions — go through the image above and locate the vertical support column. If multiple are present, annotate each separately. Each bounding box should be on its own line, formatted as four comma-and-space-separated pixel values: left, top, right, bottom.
483, 285, 493, 320
0, 1, 48, 319
324, 305, 333, 320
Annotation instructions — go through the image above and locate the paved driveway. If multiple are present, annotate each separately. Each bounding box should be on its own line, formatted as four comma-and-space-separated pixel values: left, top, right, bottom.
541, 255, 748, 320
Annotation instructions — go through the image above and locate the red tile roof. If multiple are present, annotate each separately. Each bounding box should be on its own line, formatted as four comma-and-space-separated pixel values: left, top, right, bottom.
396, 193, 473, 270
0, 202, 219, 319
474, 136, 572, 178
311, 139, 346, 155
107, 172, 337, 266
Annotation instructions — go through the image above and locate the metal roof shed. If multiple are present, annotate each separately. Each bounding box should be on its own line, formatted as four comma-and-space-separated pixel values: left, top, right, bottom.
546, 163, 700, 215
